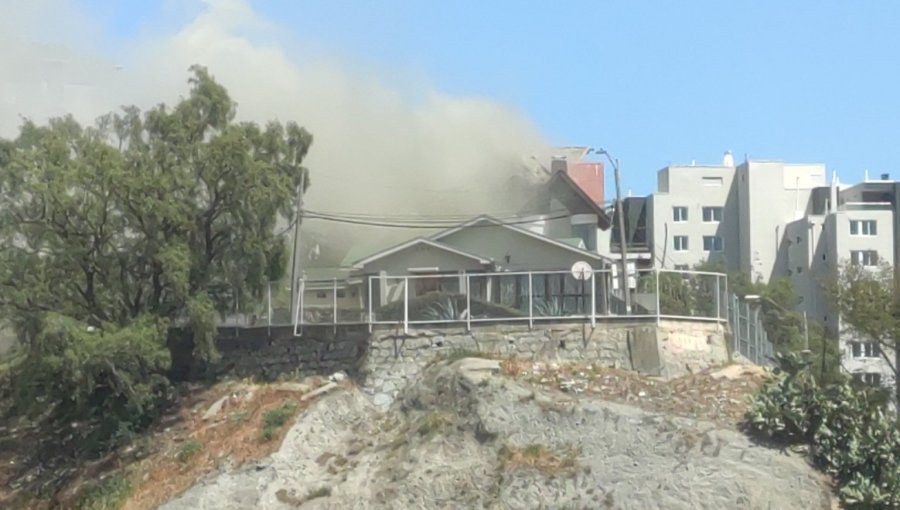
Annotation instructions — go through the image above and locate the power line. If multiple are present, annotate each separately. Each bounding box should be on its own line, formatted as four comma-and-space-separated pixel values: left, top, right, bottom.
303, 199, 617, 223
300, 211, 575, 229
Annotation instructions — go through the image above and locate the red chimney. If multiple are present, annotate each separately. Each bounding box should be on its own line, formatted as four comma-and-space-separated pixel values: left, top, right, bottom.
567, 162, 605, 206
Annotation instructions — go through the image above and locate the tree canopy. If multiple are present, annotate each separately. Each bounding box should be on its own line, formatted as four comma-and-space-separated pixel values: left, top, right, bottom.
828, 261, 900, 398
0, 66, 312, 443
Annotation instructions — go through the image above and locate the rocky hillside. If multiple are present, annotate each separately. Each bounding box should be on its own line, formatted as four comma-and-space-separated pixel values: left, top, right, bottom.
160, 359, 835, 509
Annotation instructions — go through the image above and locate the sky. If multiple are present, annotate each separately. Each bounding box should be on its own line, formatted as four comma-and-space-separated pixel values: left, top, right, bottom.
4, 0, 900, 200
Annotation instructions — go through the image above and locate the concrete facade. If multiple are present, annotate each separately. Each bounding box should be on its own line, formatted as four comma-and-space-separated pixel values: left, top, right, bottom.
641, 154, 900, 390
646, 154, 826, 284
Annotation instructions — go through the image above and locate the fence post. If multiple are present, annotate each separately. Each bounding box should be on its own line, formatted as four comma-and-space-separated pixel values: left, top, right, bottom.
292, 277, 304, 337
715, 274, 721, 321
267, 282, 272, 336
403, 276, 409, 334
367, 276, 373, 333
332, 278, 338, 332
655, 268, 661, 325
466, 273, 471, 332
528, 272, 534, 330
590, 271, 596, 328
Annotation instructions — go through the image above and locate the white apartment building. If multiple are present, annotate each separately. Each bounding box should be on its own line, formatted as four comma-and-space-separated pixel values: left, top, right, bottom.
642, 153, 895, 388
646, 152, 826, 282
786, 175, 898, 388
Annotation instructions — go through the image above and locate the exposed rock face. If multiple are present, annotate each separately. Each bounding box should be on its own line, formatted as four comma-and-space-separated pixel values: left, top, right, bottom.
161, 359, 834, 510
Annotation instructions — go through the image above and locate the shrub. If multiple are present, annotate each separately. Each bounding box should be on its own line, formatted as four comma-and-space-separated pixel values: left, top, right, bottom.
12, 314, 172, 451
260, 400, 299, 441
77, 473, 132, 510
177, 439, 203, 463
745, 352, 900, 509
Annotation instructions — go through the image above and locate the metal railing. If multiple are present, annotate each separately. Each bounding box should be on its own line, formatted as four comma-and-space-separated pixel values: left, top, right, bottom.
279, 267, 729, 335
727, 293, 775, 366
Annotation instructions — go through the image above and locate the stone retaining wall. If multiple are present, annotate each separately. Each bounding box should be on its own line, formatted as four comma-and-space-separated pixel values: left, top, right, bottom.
193, 320, 728, 409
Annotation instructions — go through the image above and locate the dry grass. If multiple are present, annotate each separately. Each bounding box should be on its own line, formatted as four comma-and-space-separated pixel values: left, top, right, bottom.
119, 379, 327, 510
498, 443, 580, 476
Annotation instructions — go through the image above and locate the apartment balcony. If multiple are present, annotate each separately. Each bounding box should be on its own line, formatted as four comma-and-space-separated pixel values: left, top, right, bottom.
839, 201, 894, 212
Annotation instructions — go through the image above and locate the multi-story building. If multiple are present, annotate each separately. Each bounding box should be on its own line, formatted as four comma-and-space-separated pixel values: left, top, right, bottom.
644, 152, 826, 281
636, 152, 897, 388
786, 174, 899, 387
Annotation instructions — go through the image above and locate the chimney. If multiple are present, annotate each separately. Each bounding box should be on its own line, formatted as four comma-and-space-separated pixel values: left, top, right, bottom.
722, 150, 735, 167
550, 156, 568, 174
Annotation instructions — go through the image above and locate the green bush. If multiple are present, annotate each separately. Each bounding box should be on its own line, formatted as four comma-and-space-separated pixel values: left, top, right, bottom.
12, 314, 172, 450
77, 472, 132, 510
260, 400, 299, 441
746, 352, 900, 508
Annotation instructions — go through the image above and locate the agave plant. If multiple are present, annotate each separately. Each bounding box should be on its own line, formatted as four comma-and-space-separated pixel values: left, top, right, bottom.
421, 296, 464, 321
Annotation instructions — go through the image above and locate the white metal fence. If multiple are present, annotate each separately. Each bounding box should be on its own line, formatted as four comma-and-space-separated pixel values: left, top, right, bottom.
272, 267, 729, 334
726, 294, 775, 366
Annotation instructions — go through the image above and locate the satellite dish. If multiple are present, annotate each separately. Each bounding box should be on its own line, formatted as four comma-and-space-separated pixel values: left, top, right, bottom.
570, 261, 593, 281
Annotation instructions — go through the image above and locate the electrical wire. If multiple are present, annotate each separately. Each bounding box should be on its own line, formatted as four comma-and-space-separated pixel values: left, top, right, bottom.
300, 210, 576, 229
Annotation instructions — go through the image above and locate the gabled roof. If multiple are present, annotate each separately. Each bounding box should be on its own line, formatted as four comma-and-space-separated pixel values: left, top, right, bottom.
349, 237, 492, 269
519, 170, 612, 230
429, 215, 609, 262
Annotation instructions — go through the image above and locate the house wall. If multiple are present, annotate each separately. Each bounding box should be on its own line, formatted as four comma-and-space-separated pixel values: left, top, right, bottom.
438, 224, 605, 271
359, 243, 487, 275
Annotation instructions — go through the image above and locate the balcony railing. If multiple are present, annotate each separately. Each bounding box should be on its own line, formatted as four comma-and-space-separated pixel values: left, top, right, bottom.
213, 268, 728, 336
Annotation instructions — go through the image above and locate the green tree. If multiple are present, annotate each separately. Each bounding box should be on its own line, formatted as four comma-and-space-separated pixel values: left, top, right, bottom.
0, 66, 312, 444
828, 261, 900, 401
694, 260, 841, 381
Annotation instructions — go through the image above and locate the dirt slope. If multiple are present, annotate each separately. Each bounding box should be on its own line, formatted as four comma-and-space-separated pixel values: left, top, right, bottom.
160, 359, 834, 510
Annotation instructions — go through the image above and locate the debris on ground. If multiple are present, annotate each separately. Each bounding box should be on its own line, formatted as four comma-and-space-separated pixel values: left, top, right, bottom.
501, 359, 769, 428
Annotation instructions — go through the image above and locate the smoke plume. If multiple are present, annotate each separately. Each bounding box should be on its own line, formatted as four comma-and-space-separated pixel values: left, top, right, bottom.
0, 0, 551, 265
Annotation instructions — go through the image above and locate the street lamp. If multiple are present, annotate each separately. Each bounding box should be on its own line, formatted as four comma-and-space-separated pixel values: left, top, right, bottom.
591, 148, 631, 314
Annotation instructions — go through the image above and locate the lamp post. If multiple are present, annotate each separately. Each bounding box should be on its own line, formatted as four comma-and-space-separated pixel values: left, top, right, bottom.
594, 148, 631, 314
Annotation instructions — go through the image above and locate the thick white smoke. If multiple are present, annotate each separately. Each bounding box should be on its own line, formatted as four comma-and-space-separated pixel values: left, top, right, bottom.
0, 0, 551, 264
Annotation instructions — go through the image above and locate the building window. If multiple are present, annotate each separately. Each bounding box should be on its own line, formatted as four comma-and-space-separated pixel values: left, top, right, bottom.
316, 291, 327, 299
673, 206, 688, 222
702, 176, 723, 187
702, 206, 723, 222
336, 290, 346, 298
703, 235, 724, 252
673, 236, 689, 251
851, 250, 879, 267
850, 341, 877, 359
850, 220, 877, 236
674, 264, 689, 270
853, 373, 882, 386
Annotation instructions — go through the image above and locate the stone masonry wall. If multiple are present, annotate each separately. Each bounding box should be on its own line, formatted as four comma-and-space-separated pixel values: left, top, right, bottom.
200, 320, 728, 409
361, 321, 728, 409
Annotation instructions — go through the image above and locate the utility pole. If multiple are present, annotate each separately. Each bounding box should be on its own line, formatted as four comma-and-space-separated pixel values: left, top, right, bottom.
596, 149, 631, 314
289, 169, 306, 325
614, 158, 632, 314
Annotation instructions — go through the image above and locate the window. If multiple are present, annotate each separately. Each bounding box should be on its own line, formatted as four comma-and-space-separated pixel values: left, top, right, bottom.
672, 206, 688, 222
850, 341, 877, 359
674, 264, 689, 270
336, 290, 346, 298
316, 291, 327, 299
703, 235, 723, 252
673, 236, 689, 251
702, 176, 723, 187
851, 250, 879, 266
850, 220, 877, 236
702, 207, 723, 222
853, 373, 882, 386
